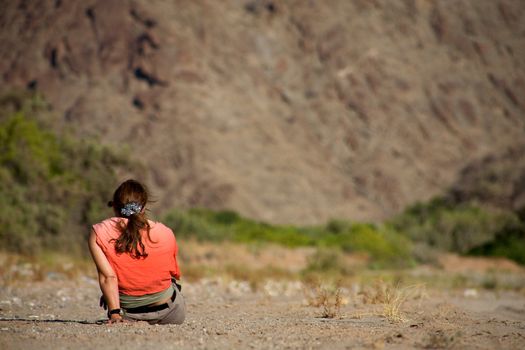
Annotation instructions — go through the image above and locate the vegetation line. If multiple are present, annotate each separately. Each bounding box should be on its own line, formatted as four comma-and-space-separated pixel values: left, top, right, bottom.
1, 92, 524, 267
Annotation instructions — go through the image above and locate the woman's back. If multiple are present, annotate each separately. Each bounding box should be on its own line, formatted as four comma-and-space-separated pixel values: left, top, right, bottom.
93, 217, 180, 296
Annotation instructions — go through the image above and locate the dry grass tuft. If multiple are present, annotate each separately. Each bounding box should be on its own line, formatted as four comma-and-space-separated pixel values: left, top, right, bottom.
381, 286, 409, 322
361, 279, 391, 304
360, 280, 427, 322
304, 278, 344, 318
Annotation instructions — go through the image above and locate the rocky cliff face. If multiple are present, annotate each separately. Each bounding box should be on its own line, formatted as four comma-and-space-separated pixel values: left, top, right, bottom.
1, 0, 524, 224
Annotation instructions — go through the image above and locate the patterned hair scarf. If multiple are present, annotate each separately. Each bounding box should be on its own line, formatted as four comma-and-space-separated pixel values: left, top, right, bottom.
120, 202, 142, 217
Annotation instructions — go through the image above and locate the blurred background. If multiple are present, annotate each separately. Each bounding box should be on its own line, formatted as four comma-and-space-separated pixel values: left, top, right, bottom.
0, 0, 524, 284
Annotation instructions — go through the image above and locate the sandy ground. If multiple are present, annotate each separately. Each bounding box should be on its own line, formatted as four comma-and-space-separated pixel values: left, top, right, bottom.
1, 275, 524, 350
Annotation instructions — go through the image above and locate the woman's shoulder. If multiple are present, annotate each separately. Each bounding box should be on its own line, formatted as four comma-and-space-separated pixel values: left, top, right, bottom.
92, 217, 123, 235
148, 220, 177, 242
148, 220, 173, 233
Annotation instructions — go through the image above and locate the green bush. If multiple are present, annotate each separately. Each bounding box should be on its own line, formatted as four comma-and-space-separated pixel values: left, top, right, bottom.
304, 248, 348, 275
163, 209, 232, 242
162, 208, 413, 267
320, 222, 413, 267
469, 221, 525, 265
0, 92, 132, 255
389, 198, 519, 254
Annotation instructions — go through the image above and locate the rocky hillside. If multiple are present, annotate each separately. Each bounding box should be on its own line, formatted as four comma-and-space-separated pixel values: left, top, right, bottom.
1, 0, 524, 224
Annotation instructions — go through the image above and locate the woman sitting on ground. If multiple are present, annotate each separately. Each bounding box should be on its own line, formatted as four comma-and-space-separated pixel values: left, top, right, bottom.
88, 179, 185, 324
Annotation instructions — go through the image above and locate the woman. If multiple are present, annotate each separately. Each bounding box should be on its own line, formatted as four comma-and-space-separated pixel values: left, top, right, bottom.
89, 179, 185, 324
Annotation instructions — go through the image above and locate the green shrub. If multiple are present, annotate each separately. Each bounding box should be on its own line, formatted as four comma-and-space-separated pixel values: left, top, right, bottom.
0, 112, 63, 183
163, 209, 231, 241
321, 222, 413, 268
162, 208, 413, 267
389, 198, 519, 254
0, 92, 132, 255
304, 248, 348, 275
469, 221, 525, 265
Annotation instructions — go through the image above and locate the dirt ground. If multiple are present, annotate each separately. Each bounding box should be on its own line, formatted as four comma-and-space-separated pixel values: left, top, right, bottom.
1, 274, 524, 350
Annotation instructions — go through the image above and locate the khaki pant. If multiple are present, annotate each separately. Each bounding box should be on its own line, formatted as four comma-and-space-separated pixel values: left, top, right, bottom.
122, 284, 186, 325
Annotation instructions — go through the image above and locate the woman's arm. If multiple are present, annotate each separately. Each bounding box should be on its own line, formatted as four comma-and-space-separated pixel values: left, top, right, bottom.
88, 229, 122, 323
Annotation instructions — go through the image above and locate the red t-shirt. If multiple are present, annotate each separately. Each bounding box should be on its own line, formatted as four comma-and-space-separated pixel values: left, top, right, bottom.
93, 217, 181, 296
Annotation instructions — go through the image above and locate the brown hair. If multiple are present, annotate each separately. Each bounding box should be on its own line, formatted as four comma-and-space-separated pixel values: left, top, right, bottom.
109, 179, 153, 259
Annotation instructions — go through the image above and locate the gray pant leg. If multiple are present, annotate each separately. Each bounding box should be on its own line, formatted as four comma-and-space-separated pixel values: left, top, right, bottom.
158, 286, 186, 325
122, 285, 186, 325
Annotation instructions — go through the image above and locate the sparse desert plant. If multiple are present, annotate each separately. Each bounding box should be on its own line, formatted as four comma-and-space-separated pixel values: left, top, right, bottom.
361, 279, 390, 304
383, 283, 427, 322
381, 286, 409, 322
360, 280, 426, 322
303, 278, 344, 318
360, 280, 406, 321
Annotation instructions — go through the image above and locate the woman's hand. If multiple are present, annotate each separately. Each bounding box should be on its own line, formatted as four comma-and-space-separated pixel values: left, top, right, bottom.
107, 313, 124, 324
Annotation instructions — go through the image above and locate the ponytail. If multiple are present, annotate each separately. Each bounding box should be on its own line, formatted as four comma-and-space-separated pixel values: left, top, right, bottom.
109, 180, 154, 259
114, 212, 151, 259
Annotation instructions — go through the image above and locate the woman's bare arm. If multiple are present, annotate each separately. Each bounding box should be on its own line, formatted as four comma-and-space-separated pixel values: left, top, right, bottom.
88, 229, 122, 322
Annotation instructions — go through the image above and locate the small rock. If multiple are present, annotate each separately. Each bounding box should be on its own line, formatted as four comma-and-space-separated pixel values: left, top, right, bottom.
463, 289, 478, 298
47, 272, 66, 281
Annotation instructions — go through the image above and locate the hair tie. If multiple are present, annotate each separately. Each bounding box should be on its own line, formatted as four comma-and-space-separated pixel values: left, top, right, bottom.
121, 202, 142, 217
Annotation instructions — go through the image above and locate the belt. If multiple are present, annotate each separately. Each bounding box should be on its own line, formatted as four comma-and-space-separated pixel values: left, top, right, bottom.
124, 289, 177, 314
